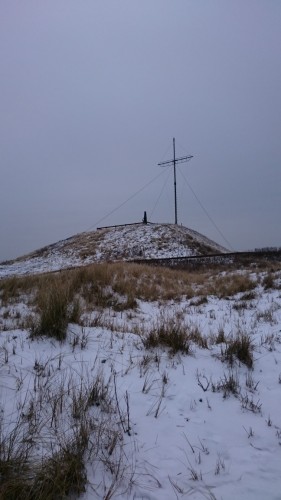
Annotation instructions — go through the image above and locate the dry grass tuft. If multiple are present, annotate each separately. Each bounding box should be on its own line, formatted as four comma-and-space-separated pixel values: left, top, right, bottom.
31, 282, 70, 341
262, 272, 275, 290
143, 314, 191, 355
31, 439, 87, 499
221, 333, 254, 368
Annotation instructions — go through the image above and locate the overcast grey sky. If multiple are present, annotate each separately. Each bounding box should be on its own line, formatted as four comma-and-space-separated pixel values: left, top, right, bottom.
0, 0, 280, 261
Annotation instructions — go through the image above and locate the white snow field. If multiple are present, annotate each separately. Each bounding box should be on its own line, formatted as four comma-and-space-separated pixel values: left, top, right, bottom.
0, 261, 281, 499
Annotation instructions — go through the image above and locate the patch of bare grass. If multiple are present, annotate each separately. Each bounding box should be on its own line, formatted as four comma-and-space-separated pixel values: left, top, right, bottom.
0, 275, 40, 306
209, 273, 256, 299
0, 264, 213, 314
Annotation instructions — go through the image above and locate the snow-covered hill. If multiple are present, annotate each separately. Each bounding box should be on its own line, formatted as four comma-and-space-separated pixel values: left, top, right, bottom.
0, 262, 281, 499
0, 223, 227, 278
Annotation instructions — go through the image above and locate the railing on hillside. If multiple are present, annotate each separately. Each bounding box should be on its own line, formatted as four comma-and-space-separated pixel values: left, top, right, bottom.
132, 249, 281, 269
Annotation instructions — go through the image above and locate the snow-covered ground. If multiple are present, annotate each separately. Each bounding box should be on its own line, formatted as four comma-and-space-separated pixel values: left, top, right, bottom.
0, 224, 227, 279
0, 266, 281, 499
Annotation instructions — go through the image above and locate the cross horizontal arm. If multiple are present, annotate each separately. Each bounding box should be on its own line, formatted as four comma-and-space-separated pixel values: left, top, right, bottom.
158, 155, 193, 167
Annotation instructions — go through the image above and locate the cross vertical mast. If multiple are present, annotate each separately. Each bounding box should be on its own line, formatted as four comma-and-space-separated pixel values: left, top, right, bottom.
158, 138, 193, 225
173, 138, 178, 224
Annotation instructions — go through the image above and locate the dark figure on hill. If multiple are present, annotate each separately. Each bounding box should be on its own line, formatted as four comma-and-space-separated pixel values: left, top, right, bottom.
142, 211, 148, 224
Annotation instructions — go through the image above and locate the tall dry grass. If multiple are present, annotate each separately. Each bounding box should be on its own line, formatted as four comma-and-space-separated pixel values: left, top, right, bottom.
0, 263, 263, 314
